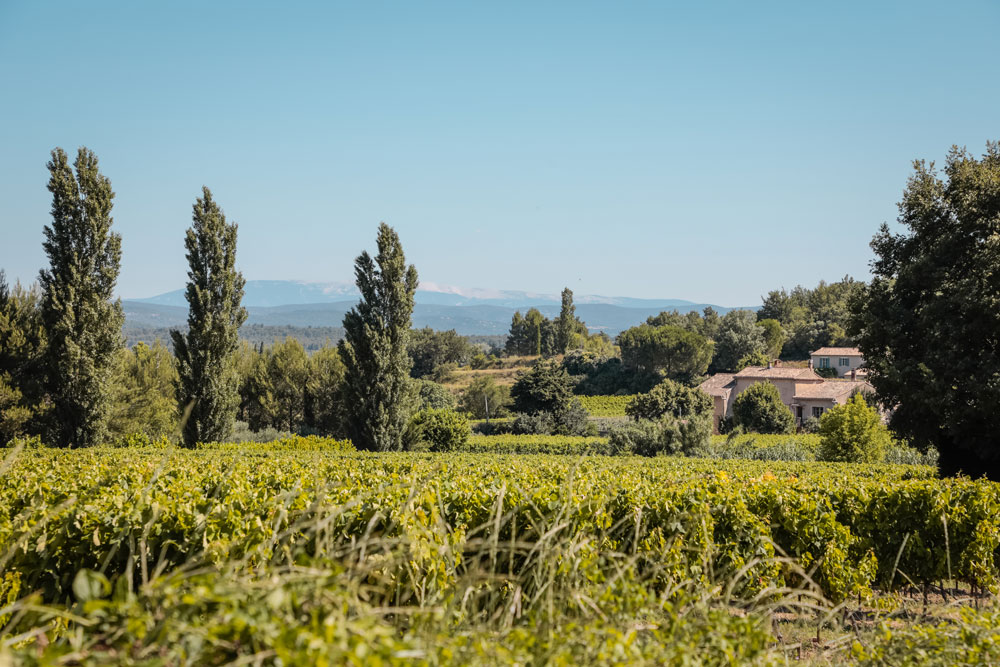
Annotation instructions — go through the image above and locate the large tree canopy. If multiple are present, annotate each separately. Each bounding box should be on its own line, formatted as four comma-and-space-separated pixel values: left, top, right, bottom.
850, 142, 1000, 478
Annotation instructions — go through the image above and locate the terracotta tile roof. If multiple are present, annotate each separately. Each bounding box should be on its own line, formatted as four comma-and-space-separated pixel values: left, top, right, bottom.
810, 347, 863, 357
698, 373, 736, 398
734, 366, 824, 381
794, 380, 872, 401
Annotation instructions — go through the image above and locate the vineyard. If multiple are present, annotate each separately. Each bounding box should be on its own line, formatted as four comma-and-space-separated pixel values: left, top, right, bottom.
0, 441, 997, 663
578, 394, 635, 417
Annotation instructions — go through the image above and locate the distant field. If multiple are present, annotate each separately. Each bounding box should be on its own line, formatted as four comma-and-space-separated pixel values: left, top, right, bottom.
578, 394, 634, 417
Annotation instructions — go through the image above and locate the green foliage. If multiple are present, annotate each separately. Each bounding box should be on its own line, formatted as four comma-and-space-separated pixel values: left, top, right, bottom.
406, 408, 470, 451
818, 393, 892, 463
731, 382, 795, 434
505, 308, 557, 356
458, 375, 510, 419
413, 378, 456, 411
0, 275, 48, 440
171, 187, 247, 447
760, 277, 862, 359
577, 394, 634, 417
408, 327, 473, 378
39, 147, 124, 447
339, 223, 419, 451
510, 358, 575, 415
556, 287, 577, 353
645, 306, 721, 340
756, 318, 785, 359
305, 345, 346, 434
850, 142, 1000, 478
711, 309, 766, 372
107, 341, 179, 441
735, 349, 770, 370
626, 378, 713, 422
562, 350, 658, 396
617, 323, 713, 382
609, 413, 711, 457
459, 434, 620, 455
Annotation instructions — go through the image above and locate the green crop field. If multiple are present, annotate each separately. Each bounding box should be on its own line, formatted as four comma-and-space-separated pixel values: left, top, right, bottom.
578, 394, 635, 417
0, 440, 997, 664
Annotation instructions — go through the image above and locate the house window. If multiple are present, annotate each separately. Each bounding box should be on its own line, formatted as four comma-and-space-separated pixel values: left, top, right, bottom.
812, 407, 825, 418
839, 358, 850, 367
819, 357, 830, 368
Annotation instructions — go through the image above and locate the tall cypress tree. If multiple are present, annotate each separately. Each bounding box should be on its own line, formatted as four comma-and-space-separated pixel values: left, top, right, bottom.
338, 223, 418, 451
39, 148, 124, 447
171, 187, 247, 446
556, 287, 575, 353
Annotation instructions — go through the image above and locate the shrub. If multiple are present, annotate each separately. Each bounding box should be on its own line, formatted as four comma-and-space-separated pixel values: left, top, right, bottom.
510, 359, 575, 415
800, 416, 821, 434
817, 393, 892, 463
608, 414, 710, 457
885, 444, 940, 467
406, 408, 471, 452
626, 379, 712, 422
413, 378, 456, 411
510, 412, 554, 435
731, 382, 794, 434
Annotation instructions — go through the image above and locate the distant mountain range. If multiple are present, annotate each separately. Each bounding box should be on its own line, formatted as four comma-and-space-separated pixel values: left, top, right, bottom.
124, 280, 755, 337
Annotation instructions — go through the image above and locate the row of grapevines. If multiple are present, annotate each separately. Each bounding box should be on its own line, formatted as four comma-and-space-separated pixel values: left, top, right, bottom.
578, 394, 636, 417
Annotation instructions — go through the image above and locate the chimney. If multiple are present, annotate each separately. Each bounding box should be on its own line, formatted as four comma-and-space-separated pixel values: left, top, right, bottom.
774, 359, 782, 367
808, 359, 814, 370
767, 360, 772, 369
850, 369, 856, 381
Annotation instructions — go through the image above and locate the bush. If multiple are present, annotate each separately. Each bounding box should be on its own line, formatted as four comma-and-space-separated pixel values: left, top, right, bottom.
413, 378, 456, 411
800, 416, 821, 434
817, 393, 892, 463
608, 414, 710, 457
731, 382, 794, 434
406, 408, 471, 452
510, 412, 555, 435
885, 444, 940, 467
626, 379, 712, 422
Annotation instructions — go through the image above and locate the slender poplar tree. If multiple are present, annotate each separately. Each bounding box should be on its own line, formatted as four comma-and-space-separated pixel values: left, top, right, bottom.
171, 187, 247, 446
38, 148, 124, 447
556, 287, 576, 353
338, 223, 419, 451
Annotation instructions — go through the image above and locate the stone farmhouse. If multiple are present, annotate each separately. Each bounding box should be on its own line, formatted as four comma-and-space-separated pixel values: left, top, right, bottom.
698, 348, 871, 433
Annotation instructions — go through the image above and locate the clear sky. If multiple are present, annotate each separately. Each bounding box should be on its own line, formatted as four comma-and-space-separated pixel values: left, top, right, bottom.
1, 1, 997, 305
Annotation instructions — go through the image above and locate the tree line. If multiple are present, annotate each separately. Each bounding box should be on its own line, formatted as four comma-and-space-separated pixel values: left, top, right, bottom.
1, 147, 422, 451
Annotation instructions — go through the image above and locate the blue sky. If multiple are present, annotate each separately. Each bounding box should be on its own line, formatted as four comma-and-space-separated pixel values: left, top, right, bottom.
1, 1, 997, 305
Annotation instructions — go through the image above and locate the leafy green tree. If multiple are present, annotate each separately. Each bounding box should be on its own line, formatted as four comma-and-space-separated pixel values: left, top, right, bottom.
736, 350, 770, 371
171, 187, 248, 446
618, 324, 713, 383
408, 328, 473, 378
413, 378, 456, 411
108, 341, 179, 441
510, 359, 575, 415
0, 274, 48, 439
817, 393, 891, 463
626, 378, 712, 422
305, 345, 346, 434
405, 408, 470, 451
267, 338, 310, 432
556, 288, 576, 353
850, 143, 1000, 477
731, 382, 794, 434
712, 310, 766, 372
458, 375, 511, 419
756, 319, 785, 359
338, 223, 419, 451
609, 413, 711, 456
39, 148, 124, 447
761, 278, 861, 359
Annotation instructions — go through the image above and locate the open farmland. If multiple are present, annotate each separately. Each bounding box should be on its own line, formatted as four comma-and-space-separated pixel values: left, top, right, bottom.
1, 440, 998, 664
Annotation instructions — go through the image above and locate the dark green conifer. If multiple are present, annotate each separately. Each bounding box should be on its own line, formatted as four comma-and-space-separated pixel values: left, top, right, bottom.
171, 187, 247, 446
338, 223, 418, 451
38, 148, 124, 447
